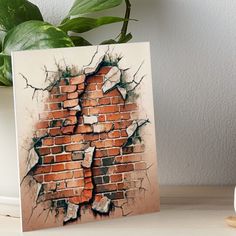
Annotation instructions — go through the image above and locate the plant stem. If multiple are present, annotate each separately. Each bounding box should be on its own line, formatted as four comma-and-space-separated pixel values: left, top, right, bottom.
119, 0, 131, 42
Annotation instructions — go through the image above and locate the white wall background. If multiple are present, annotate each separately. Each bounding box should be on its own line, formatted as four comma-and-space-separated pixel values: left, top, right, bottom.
0, 0, 236, 198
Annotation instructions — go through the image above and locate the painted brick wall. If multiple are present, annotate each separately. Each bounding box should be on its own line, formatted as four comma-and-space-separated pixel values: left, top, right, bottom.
32, 66, 147, 215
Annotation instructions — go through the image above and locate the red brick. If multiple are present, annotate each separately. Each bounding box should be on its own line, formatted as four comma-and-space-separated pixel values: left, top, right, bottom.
48, 94, 67, 103
36, 121, 49, 129
110, 174, 123, 182
52, 163, 65, 172
55, 136, 71, 145
86, 91, 103, 99
85, 182, 93, 190
89, 107, 99, 115
108, 130, 121, 138
61, 85, 77, 93
99, 105, 119, 114
69, 196, 83, 204
76, 125, 92, 134
70, 75, 85, 85
86, 83, 97, 91
39, 112, 53, 120
55, 154, 72, 162
98, 97, 111, 105
120, 103, 138, 112
106, 114, 121, 121
93, 159, 102, 167
71, 134, 84, 142
84, 169, 92, 177
94, 149, 108, 158
34, 165, 51, 174
64, 116, 77, 126
65, 143, 88, 152
99, 133, 108, 140
33, 175, 43, 182
78, 83, 85, 90
121, 113, 131, 120
98, 115, 106, 122
88, 75, 103, 83
96, 184, 117, 193
84, 134, 99, 141
107, 148, 120, 156
83, 189, 93, 199
49, 128, 62, 137
52, 110, 70, 119
61, 125, 75, 134
65, 162, 81, 170
115, 164, 134, 173
97, 67, 112, 75
113, 138, 127, 147
51, 146, 63, 154
43, 155, 54, 164
50, 119, 63, 127
42, 138, 54, 146
44, 172, 73, 182
67, 92, 79, 99
81, 99, 98, 107
57, 182, 66, 190
91, 140, 113, 149
121, 130, 128, 137
67, 179, 84, 188
74, 170, 84, 178
49, 103, 61, 111
37, 147, 51, 156
64, 99, 79, 108
111, 97, 124, 104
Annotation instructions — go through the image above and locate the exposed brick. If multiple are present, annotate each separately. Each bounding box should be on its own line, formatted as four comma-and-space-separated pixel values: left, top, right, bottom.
98, 97, 111, 105
107, 148, 120, 156
52, 163, 65, 172
64, 99, 79, 108
76, 125, 93, 134
113, 138, 126, 147
43, 155, 54, 164
63, 116, 77, 126
96, 184, 117, 193
51, 146, 63, 154
55, 154, 72, 162
37, 147, 51, 156
42, 138, 54, 146
55, 136, 71, 145
110, 174, 123, 183
47, 94, 67, 103
44, 172, 73, 182
108, 130, 121, 138
70, 75, 85, 85
74, 170, 84, 178
67, 92, 79, 99
36, 121, 49, 129
104, 191, 124, 200
65, 162, 81, 170
65, 143, 88, 152
50, 119, 63, 128
49, 128, 62, 137
115, 164, 134, 173
61, 85, 77, 93
67, 179, 84, 188
34, 165, 51, 175
61, 125, 75, 134
102, 157, 115, 166
88, 75, 103, 83
120, 103, 138, 112
52, 110, 70, 119
99, 105, 119, 114
135, 162, 147, 170
106, 114, 121, 121
49, 103, 62, 111
97, 66, 112, 75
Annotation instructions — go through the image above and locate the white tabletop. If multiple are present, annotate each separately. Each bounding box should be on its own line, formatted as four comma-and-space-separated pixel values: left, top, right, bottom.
0, 186, 235, 236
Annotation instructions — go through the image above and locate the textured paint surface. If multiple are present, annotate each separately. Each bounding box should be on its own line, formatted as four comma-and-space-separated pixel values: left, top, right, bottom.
0, 0, 236, 198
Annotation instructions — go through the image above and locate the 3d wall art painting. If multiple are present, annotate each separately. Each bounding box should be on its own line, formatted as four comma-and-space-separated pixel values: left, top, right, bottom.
12, 42, 159, 231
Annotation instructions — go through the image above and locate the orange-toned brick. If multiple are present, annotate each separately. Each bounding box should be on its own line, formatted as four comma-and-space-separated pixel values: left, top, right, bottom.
106, 113, 121, 121
65, 162, 81, 170
108, 130, 121, 138
42, 137, 54, 146
36, 121, 49, 129
98, 115, 106, 122
71, 134, 84, 142
67, 92, 79, 99
61, 125, 75, 134
44, 172, 73, 182
74, 169, 84, 178
55, 154, 72, 162
34, 165, 51, 175
107, 148, 120, 156
75, 125, 92, 134
49, 103, 61, 111
98, 97, 111, 105
99, 105, 119, 114
55, 136, 71, 145
67, 179, 84, 188
52, 110, 70, 119
65, 143, 88, 152
88, 75, 103, 83
120, 103, 138, 112
110, 174, 123, 182
97, 67, 112, 75
96, 183, 117, 193
37, 147, 51, 156
43, 155, 54, 164
48, 94, 67, 103
49, 127, 62, 137
51, 146, 63, 154
64, 99, 79, 108
70, 75, 85, 85
115, 164, 134, 173
113, 138, 126, 147
52, 163, 65, 172
61, 85, 77, 93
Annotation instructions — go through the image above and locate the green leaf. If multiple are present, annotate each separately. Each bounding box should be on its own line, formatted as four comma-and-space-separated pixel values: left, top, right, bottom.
70, 36, 91, 46
0, 54, 12, 86
68, 0, 123, 16
118, 32, 132, 43
59, 16, 127, 34
100, 39, 117, 45
3, 21, 74, 55
0, 0, 43, 31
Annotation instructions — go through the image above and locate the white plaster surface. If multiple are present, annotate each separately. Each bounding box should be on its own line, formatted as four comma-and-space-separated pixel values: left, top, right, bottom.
0, 0, 236, 197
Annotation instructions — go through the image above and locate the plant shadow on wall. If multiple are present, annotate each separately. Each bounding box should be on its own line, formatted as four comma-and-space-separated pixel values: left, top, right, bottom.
19, 46, 153, 226
0, 0, 135, 86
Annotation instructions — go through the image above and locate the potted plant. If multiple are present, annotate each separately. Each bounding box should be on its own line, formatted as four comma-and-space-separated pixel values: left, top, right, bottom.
0, 0, 133, 198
